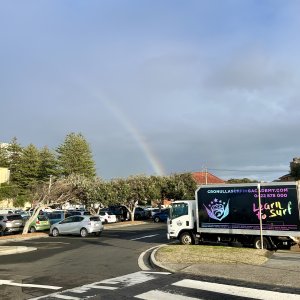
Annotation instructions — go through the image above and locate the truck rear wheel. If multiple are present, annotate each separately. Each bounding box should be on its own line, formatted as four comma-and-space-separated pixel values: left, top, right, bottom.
253, 237, 271, 249
180, 232, 194, 245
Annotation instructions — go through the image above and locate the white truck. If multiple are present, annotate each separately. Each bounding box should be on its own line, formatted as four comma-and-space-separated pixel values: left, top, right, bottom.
167, 181, 300, 249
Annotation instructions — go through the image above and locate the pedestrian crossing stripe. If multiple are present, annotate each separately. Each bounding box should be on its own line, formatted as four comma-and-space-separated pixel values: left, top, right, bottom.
30, 271, 170, 299
29, 273, 300, 300
135, 279, 300, 300
136, 290, 199, 300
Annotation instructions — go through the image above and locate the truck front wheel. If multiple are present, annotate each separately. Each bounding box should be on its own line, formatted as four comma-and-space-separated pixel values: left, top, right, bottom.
253, 237, 271, 250
180, 232, 194, 245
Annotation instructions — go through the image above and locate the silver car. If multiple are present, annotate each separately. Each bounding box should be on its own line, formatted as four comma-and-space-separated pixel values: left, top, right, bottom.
50, 215, 103, 237
0, 214, 24, 235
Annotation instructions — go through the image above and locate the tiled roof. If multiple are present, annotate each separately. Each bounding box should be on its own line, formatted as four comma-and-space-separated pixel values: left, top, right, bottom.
192, 172, 225, 185
277, 173, 295, 181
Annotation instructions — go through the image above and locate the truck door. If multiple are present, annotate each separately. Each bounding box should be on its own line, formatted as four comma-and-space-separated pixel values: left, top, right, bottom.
168, 202, 194, 240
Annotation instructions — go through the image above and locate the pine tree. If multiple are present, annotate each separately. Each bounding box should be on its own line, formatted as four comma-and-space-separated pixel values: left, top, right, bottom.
56, 133, 96, 178
16, 144, 40, 188
0, 144, 9, 167
6, 137, 23, 183
38, 146, 58, 182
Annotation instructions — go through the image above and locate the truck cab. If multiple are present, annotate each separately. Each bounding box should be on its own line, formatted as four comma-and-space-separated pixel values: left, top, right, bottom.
167, 200, 196, 244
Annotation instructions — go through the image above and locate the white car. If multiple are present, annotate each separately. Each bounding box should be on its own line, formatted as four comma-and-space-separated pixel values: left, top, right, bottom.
50, 215, 103, 237
99, 211, 117, 224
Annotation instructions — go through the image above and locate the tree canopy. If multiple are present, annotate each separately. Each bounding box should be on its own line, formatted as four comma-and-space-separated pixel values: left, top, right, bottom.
227, 178, 258, 183
56, 133, 96, 178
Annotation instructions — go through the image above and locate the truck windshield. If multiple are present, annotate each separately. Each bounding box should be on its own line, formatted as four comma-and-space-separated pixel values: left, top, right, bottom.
170, 203, 188, 220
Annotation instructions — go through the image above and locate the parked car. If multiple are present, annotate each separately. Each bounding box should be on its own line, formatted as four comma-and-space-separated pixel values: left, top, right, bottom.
108, 205, 128, 221
152, 209, 170, 223
150, 208, 160, 217
26, 208, 46, 216
99, 211, 117, 224
28, 215, 51, 232
0, 209, 14, 214
134, 207, 151, 220
50, 215, 103, 237
0, 214, 24, 235
13, 209, 30, 220
46, 211, 66, 225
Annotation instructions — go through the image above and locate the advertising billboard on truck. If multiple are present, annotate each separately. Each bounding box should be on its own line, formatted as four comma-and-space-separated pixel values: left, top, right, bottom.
197, 183, 300, 232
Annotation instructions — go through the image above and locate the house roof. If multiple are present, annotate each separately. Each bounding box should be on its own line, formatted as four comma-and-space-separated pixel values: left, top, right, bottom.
192, 172, 225, 185
277, 173, 295, 181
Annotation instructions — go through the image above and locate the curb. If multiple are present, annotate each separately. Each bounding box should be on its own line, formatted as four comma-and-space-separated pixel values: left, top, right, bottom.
104, 221, 149, 229
138, 245, 160, 271
0, 233, 48, 244
150, 244, 177, 273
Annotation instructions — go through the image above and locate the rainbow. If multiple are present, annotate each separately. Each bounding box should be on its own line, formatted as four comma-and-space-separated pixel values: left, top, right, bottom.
101, 98, 165, 176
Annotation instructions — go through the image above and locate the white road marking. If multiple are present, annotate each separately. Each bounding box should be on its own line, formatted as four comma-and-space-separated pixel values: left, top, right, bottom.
131, 234, 159, 241
85, 285, 117, 290
173, 279, 300, 300
29, 271, 170, 299
0, 279, 61, 290
135, 290, 200, 300
98, 271, 162, 286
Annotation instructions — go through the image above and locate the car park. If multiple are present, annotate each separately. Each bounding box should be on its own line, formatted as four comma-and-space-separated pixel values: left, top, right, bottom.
152, 209, 170, 223
0, 214, 24, 235
50, 215, 103, 237
99, 211, 117, 223
28, 215, 51, 232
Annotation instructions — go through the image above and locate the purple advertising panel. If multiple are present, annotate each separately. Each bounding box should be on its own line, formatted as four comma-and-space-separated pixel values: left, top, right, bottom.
197, 184, 300, 231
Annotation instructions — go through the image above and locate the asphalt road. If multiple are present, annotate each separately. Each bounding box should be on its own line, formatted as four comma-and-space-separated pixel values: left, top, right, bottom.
2, 223, 300, 300
0, 222, 168, 300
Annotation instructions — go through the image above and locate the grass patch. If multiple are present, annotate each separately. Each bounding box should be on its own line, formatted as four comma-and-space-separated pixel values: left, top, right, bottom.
156, 245, 272, 265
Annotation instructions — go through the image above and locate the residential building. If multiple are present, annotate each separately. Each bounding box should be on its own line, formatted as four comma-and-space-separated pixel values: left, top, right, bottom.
192, 171, 225, 185
277, 157, 300, 182
0, 167, 10, 184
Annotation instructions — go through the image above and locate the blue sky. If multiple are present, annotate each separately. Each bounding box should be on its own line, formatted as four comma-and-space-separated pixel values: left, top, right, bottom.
1, 0, 300, 181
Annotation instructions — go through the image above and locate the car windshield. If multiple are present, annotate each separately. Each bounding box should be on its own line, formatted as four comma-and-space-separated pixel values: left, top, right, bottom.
90, 216, 100, 222
7, 214, 23, 221
170, 203, 188, 220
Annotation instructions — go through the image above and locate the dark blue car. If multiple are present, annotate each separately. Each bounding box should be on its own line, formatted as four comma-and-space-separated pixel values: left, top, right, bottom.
152, 209, 169, 223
